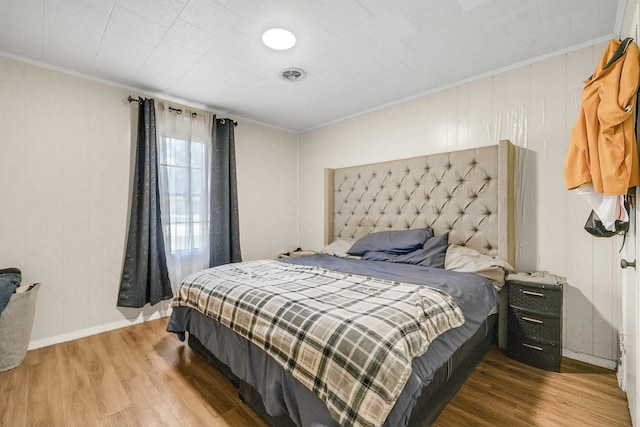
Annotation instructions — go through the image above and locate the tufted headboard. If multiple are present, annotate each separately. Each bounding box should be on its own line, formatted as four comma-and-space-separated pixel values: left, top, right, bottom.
324, 140, 514, 265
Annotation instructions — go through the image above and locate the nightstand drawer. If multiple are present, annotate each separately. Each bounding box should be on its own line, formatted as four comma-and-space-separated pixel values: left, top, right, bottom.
508, 280, 561, 314
508, 306, 561, 343
508, 336, 561, 372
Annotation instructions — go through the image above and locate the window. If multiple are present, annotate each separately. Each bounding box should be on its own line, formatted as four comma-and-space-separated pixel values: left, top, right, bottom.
156, 104, 213, 289
159, 137, 208, 253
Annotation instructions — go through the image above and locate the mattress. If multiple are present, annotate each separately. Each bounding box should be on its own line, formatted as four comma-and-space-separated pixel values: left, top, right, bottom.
168, 254, 499, 426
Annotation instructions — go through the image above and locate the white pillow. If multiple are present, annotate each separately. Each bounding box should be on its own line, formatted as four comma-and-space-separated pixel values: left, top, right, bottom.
445, 245, 514, 289
321, 239, 357, 258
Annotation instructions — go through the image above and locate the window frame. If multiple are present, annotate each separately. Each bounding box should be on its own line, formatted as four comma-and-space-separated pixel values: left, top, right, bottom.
159, 134, 209, 255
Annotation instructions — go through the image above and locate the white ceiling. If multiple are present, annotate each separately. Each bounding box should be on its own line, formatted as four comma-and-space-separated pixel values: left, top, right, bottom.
0, 0, 625, 132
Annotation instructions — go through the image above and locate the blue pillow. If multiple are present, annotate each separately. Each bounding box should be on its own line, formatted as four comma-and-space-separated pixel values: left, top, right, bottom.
347, 228, 434, 256
362, 232, 449, 268
414, 232, 449, 268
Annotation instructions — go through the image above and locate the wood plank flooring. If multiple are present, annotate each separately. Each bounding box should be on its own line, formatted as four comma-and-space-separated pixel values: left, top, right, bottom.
0, 317, 631, 427
436, 349, 631, 426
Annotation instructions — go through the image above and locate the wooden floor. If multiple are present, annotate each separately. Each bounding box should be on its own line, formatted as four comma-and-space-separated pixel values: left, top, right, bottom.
436, 349, 631, 427
0, 318, 631, 427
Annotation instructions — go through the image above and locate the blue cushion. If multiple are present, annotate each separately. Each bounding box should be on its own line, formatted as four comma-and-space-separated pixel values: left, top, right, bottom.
0, 268, 21, 315
347, 228, 433, 256
362, 232, 449, 268
414, 232, 449, 268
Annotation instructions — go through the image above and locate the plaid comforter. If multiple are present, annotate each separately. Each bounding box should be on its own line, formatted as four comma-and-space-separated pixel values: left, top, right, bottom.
172, 260, 464, 427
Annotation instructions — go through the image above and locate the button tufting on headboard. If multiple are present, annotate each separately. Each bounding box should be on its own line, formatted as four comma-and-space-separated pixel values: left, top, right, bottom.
330, 143, 512, 258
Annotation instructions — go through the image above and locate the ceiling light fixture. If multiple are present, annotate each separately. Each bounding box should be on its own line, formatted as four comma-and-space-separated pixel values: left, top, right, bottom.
280, 68, 306, 82
262, 28, 296, 50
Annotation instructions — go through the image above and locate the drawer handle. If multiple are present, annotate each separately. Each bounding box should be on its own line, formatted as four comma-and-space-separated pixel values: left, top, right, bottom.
522, 290, 544, 297
522, 316, 543, 324
522, 343, 543, 351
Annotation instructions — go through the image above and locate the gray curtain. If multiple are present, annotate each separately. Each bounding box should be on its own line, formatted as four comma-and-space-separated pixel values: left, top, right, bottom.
118, 98, 173, 307
209, 117, 242, 267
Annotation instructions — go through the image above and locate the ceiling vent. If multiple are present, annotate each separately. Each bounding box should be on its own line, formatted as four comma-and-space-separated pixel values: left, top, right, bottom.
280, 68, 306, 82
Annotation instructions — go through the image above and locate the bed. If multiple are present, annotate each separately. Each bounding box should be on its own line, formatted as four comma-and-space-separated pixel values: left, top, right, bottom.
168, 140, 515, 427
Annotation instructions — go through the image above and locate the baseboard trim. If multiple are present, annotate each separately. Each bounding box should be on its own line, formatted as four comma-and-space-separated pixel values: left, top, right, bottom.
28, 307, 173, 350
563, 348, 617, 370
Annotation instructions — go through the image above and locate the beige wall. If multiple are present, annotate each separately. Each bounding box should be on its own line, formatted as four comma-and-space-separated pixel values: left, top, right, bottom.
235, 120, 299, 261
298, 43, 622, 364
0, 56, 299, 347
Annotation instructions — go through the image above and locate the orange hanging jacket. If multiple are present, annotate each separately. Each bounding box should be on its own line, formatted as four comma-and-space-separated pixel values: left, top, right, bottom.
564, 38, 640, 196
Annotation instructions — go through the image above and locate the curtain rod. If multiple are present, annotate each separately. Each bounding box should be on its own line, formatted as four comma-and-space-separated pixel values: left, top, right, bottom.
127, 95, 191, 116
127, 95, 237, 126
213, 114, 238, 127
